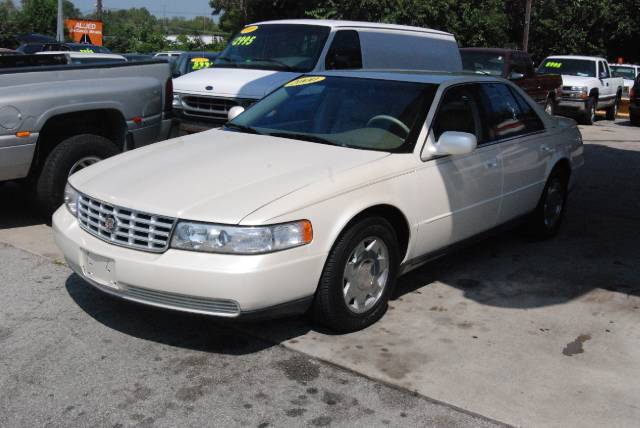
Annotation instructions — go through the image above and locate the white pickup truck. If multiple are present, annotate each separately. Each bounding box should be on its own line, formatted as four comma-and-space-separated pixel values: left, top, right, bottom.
538, 55, 623, 125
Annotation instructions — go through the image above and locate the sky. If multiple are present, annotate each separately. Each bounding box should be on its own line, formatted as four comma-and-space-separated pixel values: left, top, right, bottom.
70, 0, 215, 18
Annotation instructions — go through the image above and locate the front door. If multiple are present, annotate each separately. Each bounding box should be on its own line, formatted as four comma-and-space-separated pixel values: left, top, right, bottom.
413, 84, 503, 256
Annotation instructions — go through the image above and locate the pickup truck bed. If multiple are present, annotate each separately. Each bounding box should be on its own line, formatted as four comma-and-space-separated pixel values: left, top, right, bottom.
1, 59, 178, 214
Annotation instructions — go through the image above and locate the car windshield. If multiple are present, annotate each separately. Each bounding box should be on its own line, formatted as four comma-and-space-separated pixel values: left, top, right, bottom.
538, 58, 595, 77
460, 51, 505, 76
610, 66, 637, 80
213, 24, 330, 72
226, 75, 437, 152
186, 54, 217, 73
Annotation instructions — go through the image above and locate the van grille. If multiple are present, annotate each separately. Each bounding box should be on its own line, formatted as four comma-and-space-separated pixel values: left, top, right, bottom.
77, 194, 175, 253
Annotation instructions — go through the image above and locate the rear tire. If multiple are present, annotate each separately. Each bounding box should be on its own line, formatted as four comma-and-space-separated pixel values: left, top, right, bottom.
312, 217, 400, 333
605, 96, 619, 120
525, 167, 569, 239
582, 97, 596, 125
36, 134, 119, 217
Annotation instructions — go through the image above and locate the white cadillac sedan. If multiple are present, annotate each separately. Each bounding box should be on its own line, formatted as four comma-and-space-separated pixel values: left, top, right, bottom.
53, 71, 584, 332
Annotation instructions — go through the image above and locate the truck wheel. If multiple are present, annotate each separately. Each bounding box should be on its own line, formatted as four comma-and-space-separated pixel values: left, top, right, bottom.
605, 97, 619, 120
312, 217, 400, 333
582, 97, 596, 125
544, 97, 555, 116
631, 114, 640, 126
36, 134, 119, 216
525, 167, 569, 239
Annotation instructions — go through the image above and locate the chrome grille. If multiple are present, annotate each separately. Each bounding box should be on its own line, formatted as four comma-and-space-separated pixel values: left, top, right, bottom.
77, 194, 175, 253
182, 96, 239, 120
124, 285, 240, 316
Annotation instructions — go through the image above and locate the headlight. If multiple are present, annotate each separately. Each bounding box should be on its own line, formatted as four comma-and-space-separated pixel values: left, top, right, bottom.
172, 93, 181, 108
64, 182, 79, 216
170, 220, 313, 254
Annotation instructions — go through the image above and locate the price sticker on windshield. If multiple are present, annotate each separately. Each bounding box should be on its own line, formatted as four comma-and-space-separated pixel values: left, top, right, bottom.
545, 61, 562, 68
285, 76, 326, 87
191, 57, 211, 70
232, 35, 257, 46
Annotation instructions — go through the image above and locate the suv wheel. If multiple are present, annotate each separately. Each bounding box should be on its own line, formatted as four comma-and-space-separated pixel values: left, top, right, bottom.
36, 134, 120, 216
526, 167, 569, 239
312, 217, 400, 332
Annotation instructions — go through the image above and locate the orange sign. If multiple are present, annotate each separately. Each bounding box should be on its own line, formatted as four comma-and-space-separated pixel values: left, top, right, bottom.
64, 19, 103, 46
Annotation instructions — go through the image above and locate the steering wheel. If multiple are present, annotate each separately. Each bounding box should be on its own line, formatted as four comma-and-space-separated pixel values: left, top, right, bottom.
366, 115, 411, 137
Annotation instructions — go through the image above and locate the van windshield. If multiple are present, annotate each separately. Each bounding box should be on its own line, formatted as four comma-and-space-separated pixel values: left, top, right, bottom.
213, 24, 330, 72
226, 75, 437, 153
538, 58, 595, 77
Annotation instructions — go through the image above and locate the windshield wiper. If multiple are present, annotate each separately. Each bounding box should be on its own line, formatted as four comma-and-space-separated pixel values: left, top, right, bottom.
267, 132, 339, 146
248, 58, 296, 71
224, 122, 260, 134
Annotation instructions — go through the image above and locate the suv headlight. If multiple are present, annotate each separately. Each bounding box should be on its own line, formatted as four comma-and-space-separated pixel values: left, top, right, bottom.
170, 220, 313, 254
64, 182, 79, 216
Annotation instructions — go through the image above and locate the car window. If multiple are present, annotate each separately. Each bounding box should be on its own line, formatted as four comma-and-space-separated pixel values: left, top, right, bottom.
476, 83, 531, 141
228, 76, 437, 153
460, 51, 505, 76
325, 30, 362, 70
538, 58, 595, 77
508, 87, 545, 132
598, 61, 610, 78
432, 85, 482, 143
510, 53, 527, 76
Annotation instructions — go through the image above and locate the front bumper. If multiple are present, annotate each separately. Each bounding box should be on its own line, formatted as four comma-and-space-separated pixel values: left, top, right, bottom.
53, 207, 326, 318
555, 98, 588, 115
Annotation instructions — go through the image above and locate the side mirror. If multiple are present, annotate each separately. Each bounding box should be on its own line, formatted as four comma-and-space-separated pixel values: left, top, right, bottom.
434, 131, 477, 155
509, 71, 525, 80
227, 106, 245, 121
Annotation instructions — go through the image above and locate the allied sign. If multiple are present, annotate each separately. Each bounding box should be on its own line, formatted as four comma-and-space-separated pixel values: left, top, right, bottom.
64, 19, 103, 46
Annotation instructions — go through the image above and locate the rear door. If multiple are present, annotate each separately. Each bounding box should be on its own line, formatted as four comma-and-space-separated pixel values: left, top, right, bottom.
475, 83, 550, 223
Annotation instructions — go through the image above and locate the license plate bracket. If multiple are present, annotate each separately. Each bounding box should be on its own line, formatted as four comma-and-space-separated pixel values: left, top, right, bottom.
82, 250, 117, 289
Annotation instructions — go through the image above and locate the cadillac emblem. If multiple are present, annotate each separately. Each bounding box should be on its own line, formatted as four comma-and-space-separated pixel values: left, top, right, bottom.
103, 215, 117, 232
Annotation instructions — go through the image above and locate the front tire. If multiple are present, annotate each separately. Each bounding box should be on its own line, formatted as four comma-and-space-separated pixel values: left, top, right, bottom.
605, 96, 619, 120
312, 217, 400, 332
526, 167, 569, 239
36, 134, 120, 216
544, 97, 555, 116
582, 97, 596, 125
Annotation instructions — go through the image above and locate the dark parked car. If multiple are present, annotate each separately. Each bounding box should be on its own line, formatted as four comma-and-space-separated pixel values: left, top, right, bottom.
0, 48, 23, 56
171, 51, 218, 77
630, 75, 640, 126
17, 42, 111, 54
460, 48, 562, 115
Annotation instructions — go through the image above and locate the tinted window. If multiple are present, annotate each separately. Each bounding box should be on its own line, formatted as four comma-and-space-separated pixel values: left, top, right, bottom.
510, 53, 528, 76
611, 66, 637, 79
509, 87, 545, 132
598, 61, 609, 78
432, 85, 482, 142
228, 76, 437, 152
476, 83, 532, 141
460, 50, 505, 76
325, 30, 362, 70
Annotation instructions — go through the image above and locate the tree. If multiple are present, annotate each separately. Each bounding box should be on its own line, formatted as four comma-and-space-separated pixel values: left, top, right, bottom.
16, 0, 80, 36
0, 0, 19, 47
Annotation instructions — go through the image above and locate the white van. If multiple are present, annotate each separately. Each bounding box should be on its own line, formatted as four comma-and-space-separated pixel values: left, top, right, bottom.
172, 19, 462, 126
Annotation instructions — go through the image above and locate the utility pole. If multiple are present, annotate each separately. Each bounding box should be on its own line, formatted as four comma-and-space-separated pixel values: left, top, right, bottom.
56, 0, 64, 41
96, 0, 103, 21
522, 0, 533, 52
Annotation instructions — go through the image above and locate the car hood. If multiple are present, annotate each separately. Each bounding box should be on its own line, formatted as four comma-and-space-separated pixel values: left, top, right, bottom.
69, 130, 389, 224
172, 67, 301, 99
560, 74, 598, 87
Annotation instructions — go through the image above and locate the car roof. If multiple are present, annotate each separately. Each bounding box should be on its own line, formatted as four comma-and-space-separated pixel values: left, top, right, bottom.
313, 69, 504, 85
249, 19, 453, 37
544, 55, 604, 61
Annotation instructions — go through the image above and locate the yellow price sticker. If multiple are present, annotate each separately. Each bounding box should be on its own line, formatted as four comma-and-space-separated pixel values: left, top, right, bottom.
232, 35, 257, 46
285, 76, 326, 87
191, 57, 211, 70
545, 61, 562, 69
241, 25, 259, 34
79, 49, 94, 53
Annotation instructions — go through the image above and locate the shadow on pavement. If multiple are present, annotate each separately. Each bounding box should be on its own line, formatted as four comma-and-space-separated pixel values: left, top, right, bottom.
0, 181, 48, 229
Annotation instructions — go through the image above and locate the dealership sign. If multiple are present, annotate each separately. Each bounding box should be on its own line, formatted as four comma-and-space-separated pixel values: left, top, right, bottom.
64, 19, 103, 46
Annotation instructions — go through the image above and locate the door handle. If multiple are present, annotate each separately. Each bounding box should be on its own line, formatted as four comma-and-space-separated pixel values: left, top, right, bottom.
485, 159, 499, 169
